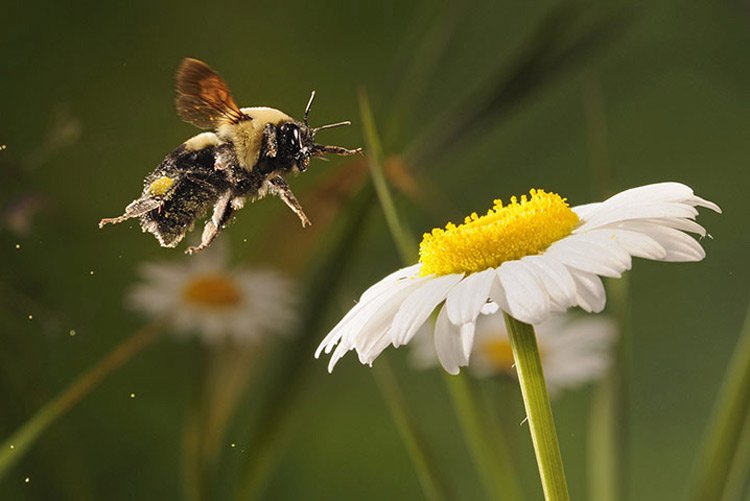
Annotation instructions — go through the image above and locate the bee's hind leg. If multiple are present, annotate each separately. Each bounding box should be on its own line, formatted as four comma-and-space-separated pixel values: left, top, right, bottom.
98, 197, 163, 228
265, 175, 311, 227
186, 191, 234, 255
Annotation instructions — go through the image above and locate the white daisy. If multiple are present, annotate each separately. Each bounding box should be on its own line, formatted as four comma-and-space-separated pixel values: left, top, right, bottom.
128, 242, 297, 344
316, 182, 720, 374
411, 308, 617, 396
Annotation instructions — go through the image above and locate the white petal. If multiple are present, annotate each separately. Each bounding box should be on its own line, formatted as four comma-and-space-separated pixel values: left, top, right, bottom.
460, 322, 476, 360
360, 264, 422, 302
642, 217, 707, 237
575, 202, 698, 233
389, 274, 464, 347
585, 228, 667, 260
445, 268, 496, 326
355, 279, 427, 356
545, 235, 628, 278
316, 272, 423, 358
691, 195, 721, 213
434, 305, 466, 375
591, 182, 695, 206
520, 255, 578, 311
497, 261, 550, 324
618, 221, 706, 262
567, 268, 607, 313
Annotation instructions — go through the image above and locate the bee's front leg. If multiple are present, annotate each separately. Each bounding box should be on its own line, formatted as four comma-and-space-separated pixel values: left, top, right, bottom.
264, 175, 311, 227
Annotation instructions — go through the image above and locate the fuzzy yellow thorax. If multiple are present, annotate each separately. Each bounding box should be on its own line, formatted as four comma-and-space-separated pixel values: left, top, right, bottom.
419, 189, 579, 276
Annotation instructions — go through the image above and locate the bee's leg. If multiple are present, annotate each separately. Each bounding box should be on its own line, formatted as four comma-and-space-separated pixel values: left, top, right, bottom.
265, 175, 311, 227
186, 190, 234, 254
98, 197, 163, 228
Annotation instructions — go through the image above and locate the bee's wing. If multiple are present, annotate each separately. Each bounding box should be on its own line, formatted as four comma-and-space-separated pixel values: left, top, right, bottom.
175, 58, 247, 129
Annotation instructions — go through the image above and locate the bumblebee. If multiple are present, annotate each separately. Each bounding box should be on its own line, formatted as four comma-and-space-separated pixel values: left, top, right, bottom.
99, 58, 361, 254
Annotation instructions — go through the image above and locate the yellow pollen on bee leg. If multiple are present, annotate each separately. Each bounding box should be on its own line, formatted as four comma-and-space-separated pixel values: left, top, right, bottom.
148, 176, 175, 196
183, 274, 243, 308
419, 189, 579, 276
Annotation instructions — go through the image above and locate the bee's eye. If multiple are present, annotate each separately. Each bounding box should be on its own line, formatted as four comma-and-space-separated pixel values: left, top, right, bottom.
280, 123, 302, 151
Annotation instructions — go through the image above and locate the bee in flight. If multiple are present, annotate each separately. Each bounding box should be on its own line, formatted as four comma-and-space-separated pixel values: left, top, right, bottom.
99, 58, 361, 254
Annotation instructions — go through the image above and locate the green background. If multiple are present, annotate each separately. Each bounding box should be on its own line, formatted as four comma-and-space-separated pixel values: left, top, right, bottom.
1, 0, 748, 499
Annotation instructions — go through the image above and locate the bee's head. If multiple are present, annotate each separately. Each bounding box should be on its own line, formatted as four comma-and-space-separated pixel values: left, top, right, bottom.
282, 91, 362, 173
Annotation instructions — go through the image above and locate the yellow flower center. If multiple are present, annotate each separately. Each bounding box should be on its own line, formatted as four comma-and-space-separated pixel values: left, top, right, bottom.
183, 274, 242, 308
148, 176, 175, 196
419, 189, 579, 276
481, 337, 545, 374
481, 339, 516, 372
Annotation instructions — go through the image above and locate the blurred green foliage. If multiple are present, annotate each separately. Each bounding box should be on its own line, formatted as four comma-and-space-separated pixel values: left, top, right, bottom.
0, 0, 748, 499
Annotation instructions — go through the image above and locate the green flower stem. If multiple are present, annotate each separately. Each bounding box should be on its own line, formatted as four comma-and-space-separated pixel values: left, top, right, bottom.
444, 373, 522, 501
0, 320, 163, 481
504, 313, 569, 501
691, 303, 750, 501
373, 359, 451, 501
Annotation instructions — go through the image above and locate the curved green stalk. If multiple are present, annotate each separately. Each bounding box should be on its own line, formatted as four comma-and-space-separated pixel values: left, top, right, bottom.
690, 303, 750, 501
373, 359, 451, 501
504, 313, 569, 501
444, 373, 522, 500
0, 320, 163, 481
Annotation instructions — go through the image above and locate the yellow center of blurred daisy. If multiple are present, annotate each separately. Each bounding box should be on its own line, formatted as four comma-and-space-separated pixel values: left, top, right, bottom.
481, 339, 516, 372
419, 189, 578, 276
183, 274, 242, 308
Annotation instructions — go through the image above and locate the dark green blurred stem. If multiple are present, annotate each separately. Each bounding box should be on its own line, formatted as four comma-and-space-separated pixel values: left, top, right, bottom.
444, 373, 522, 500
182, 344, 211, 501
373, 358, 452, 501
588, 277, 629, 501
0, 320, 163, 481
384, 4, 457, 146
582, 71, 626, 501
720, 410, 750, 501
359, 88, 418, 264
587, 373, 618, 501
234, 184, 375, 501
184, 343, 263, 501
504, 314, 569, 501
360, 89, 454, 500
581, 71, 614, 199
690, 303, 750, 501
405, 4, 628, 169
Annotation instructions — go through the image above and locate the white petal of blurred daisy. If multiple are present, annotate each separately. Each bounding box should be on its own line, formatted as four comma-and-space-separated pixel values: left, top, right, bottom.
128, 242, 297, 345
411, 308, 617, 396
316, 182, 719, 374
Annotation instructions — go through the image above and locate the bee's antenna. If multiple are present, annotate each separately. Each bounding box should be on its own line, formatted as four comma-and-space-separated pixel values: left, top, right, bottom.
304, 91, 316, 125
313, 121, 351, 134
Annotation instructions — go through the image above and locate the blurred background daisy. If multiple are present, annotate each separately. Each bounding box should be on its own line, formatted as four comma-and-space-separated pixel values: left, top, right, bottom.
127, 241, 296, 345
412, 308, 618, 397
